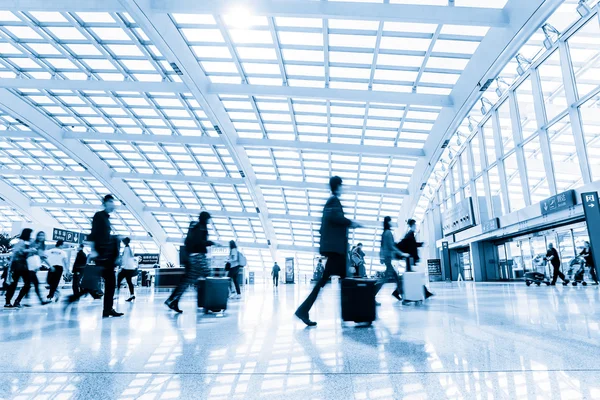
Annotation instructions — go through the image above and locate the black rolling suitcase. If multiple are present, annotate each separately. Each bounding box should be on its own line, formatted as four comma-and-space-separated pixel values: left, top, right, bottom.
341, 278, 377, 324
197, 277, 230, 314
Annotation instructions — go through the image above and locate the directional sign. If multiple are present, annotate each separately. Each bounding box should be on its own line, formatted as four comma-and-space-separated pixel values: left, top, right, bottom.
52, 228, 81, 244
581, 192, 600, 278
540, 190, 576, 215
481, 217, 500, 233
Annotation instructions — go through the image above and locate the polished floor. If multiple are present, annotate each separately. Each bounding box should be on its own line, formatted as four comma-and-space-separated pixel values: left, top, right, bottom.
1, 280, 600, 400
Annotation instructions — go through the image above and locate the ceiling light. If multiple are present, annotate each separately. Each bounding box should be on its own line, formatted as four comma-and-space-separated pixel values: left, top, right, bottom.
542, 23, 560, 50
577, 0, 592, 17
516, 53, 532, 76
480, 97, 494, 115
467, 116, 477, 132
495, 78, 509, 97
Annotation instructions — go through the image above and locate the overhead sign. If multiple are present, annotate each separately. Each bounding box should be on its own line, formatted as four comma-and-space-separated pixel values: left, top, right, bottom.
540, 190, 576, 215
442, 197, 475, 236
427, 259, 443, 282
135, 253, 160, 265
481, 218, 500, 233
52, 228, 82, 244
581, 192, 600, 276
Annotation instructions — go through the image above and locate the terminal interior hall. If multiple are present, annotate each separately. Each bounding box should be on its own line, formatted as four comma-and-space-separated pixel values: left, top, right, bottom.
1, 0, 600, 399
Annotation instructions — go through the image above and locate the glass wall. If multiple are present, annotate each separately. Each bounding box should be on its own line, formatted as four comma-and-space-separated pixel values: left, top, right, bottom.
422, 6, 600, 226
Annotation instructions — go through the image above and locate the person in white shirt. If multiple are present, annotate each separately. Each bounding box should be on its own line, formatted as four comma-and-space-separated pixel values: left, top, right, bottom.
46, 239, 68, 302
116, 237, 137, 302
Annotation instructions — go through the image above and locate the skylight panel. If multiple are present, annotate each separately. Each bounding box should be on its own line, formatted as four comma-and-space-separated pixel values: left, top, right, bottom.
380, 37, 431, 51
420, 72, 459, 85
275, 17, 322, 28
75, 12, 116, 23
47, 27, 87, 41
243, 62, 281, 75
172, 14, 216, 25
6, 26, 42, 40
0, 43, 22, 55
247, 77, 282, 86
235, 47, 277, 61
121, 60, 156, 71
374, 69, 418, 82
107, 45, 144, 57
281, 49, 324, 62
329, 51, 373, 65
0, 11, 20, 21
9, 58, 41, 69
383, 22, 437, 33
377, 54, 423, 67
223, 15, 268, 27
440, 25, 489, 36
66, 44, 102, 56
277, 31, 322, 46
329, 34, 376, 48
329, 66, 371, 79
229, 29, 273, 45
433, 40, 480, 54
426, 57, 469, 71
181, 29, 225, 43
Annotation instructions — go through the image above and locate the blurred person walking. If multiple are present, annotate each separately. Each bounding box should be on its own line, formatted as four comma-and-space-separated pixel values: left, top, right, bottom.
351, 243, 366, 277
46, 239, 68, 302
71, 244, 87, 297
547, 243, 569, 285
579, 241, 598, 285
295, 176, 361, 326
116, 237, 137, 302
398, 219, 434, 298
271, 262, 281, 287
227, 241, 244, 299
4, 228, 37, 308
24, 231, 51, 306
375, 217, 407, 303
68, 195, 123, 318
165, 211, 214, 313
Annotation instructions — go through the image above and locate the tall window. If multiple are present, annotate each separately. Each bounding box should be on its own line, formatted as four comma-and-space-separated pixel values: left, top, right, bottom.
547, 115, 583, 191
487, 165, 505, 217
568, 17, 600, 100
523, 136, 550, 203
580, 98, 600, 180
460, 151, 469, 187
498, 100, 514, 154
504, 153, 526, 212
475, 176, 487, 219
482, 119, 496, 167
538, 50, 567, 123
515, 78, 537, 140
471, 133, 482, 175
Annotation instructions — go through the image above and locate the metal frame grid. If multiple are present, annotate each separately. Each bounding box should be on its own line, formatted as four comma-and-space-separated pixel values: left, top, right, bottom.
0, 0, 569, 270
421, 1, 600, 230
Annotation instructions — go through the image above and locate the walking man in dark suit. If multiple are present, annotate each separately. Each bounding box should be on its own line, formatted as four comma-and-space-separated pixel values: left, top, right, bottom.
295, 176, 360, 326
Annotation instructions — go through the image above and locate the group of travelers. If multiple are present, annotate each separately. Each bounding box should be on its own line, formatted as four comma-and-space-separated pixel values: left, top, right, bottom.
294, 176, 434, 327
3, 194, 138, 317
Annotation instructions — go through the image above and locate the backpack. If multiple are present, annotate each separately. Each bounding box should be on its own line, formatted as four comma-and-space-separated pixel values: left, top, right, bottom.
237, 251, 247, 267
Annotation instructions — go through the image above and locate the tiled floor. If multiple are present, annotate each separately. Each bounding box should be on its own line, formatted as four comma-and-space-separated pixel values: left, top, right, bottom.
1, 281, 600, 399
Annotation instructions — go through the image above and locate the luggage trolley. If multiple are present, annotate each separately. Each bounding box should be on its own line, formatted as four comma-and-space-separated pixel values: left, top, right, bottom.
524, 255, 551, 287
567, 256, 588, 286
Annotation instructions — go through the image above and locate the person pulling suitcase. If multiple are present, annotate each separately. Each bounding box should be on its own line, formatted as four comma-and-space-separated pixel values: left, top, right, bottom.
374, 217, 408, 304
165, 212, 215, 313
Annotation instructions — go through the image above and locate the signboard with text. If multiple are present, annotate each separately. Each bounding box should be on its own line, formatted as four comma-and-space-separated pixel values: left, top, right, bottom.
581, 192, 600, 277
427, 259, 443, 282
285, 257, 295, 284
540, 190, 576, 215
52, 228, 82, 244
481, 218, 500, 233
442, 197, 475, 236
135, 253, 160, 265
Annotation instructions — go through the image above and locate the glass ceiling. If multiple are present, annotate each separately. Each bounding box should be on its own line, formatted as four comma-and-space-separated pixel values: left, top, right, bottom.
0, 1, 572, 272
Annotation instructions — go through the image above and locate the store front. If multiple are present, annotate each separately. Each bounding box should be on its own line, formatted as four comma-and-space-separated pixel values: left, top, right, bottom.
490, 222, 589, 281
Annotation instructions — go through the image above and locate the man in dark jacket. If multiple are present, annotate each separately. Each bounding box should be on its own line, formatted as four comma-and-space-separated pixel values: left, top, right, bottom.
398, 219, 434, 298
295, 176, 360, 326
72, 244, 87, 297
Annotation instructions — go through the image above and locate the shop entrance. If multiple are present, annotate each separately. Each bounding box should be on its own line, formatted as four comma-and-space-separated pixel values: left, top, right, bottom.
455, 247, 474, 281
493, 223, 589, 281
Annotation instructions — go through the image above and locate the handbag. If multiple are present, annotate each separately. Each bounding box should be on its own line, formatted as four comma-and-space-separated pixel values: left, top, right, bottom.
27, 255, 42, 271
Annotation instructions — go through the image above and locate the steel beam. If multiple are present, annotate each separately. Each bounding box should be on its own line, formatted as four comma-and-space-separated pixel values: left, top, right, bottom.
237, 138, 424, 157
398, 0, 564, 225
0, 179, 57, 228
121, 0, 281, 260
5, 0, 509, 27
209, 83, 452, 107
0, 88, 179, 264
63, 132, 222, 146
0, 78, 187, 94
0, 168, 406, 195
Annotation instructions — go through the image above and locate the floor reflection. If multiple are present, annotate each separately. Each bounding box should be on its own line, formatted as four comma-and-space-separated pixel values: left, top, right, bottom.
1, 282, 600, 399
